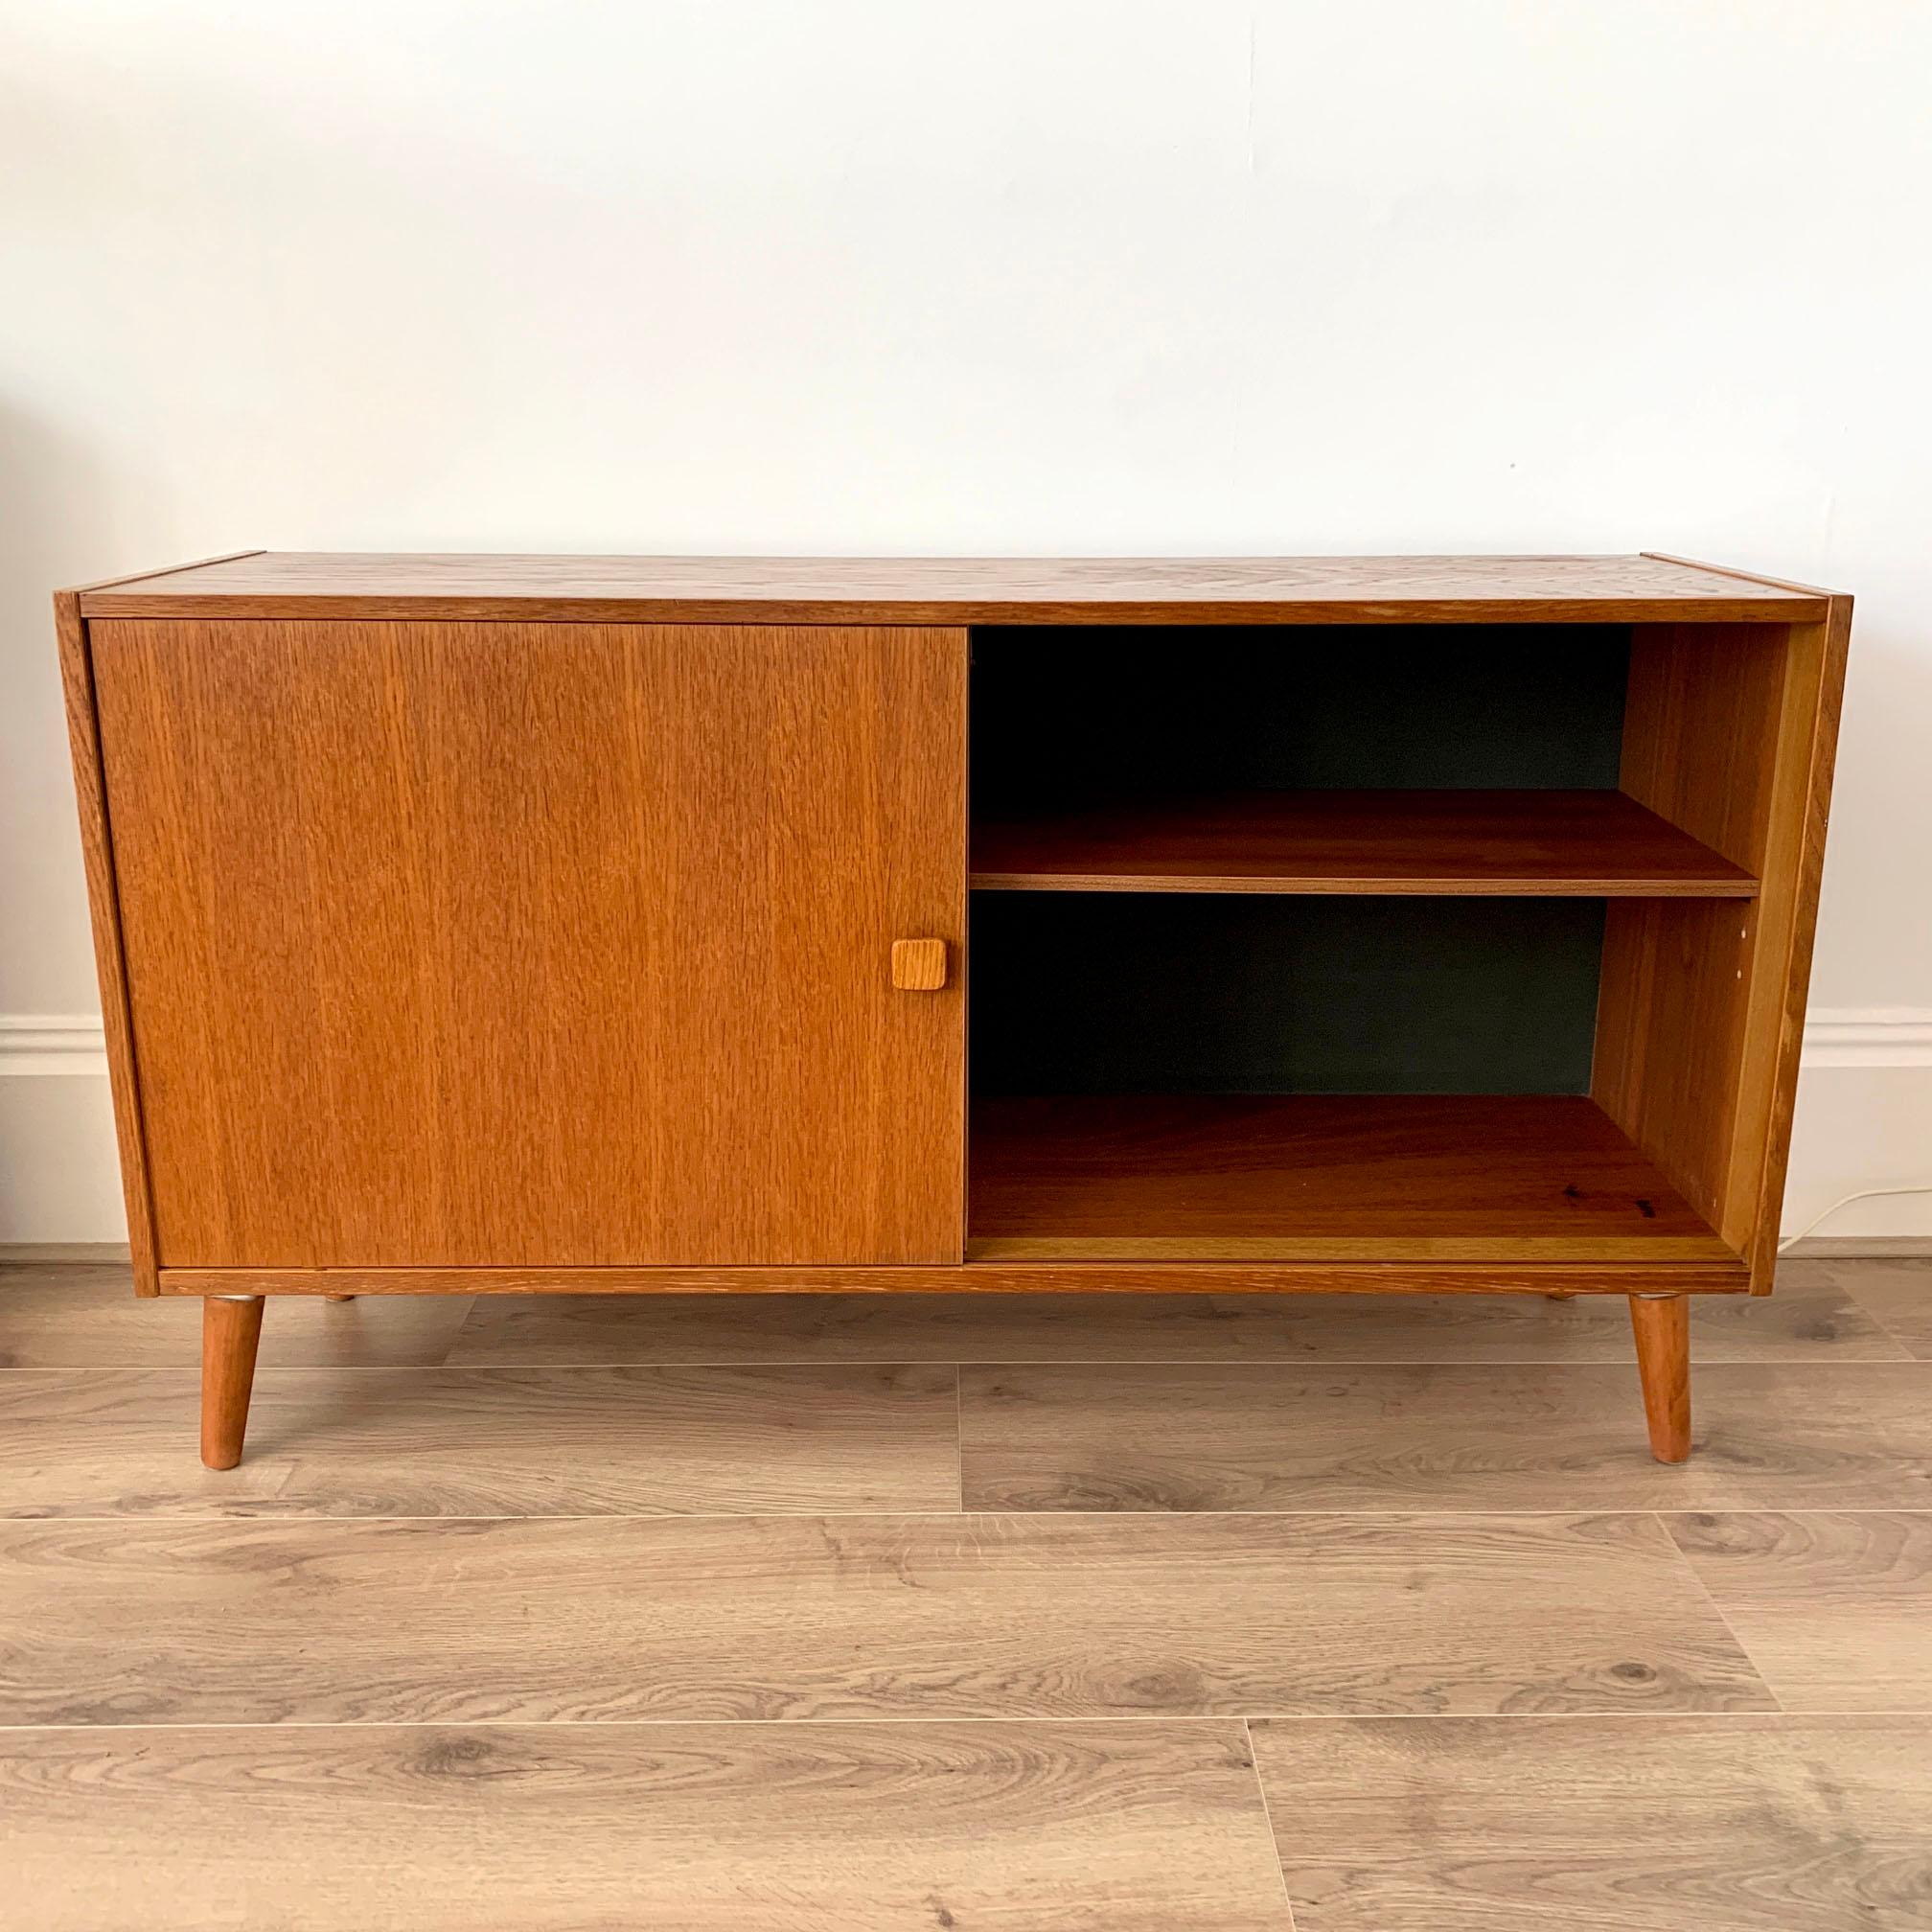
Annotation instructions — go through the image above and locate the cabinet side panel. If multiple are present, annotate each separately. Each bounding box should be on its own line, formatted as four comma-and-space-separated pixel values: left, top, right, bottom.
90, 620, 967, 1268
1743, 602, 1852, 1286
1593, 897, 1752, 1238
1595, 615, 1850, 1284
1618, 622, 1786, 870
53, 595, 159, 1291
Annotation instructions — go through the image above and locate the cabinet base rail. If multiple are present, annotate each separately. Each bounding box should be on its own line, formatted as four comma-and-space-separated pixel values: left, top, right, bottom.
160, 1262, 1748, 1298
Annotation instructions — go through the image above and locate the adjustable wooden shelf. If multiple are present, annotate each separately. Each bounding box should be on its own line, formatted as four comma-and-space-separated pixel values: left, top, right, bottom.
57, 553, 1851, 1468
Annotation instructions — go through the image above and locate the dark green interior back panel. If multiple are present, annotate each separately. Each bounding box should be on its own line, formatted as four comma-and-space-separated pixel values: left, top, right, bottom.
971, 624, 1631, 813
969, 894, 1607, 1096
969, 625, 1628, 1097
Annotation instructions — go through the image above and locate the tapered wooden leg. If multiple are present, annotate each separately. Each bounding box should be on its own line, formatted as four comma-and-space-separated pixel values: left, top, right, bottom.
201, 1295, 264, 1470
1628, 1292, 1690, 1463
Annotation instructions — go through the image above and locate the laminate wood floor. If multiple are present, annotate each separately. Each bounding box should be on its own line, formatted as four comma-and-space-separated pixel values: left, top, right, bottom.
1251, 1714, 1932, 1929
0, 1364, 959, 1516
5, 1721, 1290, 1932
957, 1359, 1932, 1511
1838, 1259, 1932, 1358
3, 1256, 1929, 1929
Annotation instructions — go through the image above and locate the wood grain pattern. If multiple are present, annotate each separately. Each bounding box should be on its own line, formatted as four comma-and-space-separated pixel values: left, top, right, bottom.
972, 789, 1757, 896
1839, 1260, 1932, 1358
61, 548, 268, 594
0, 1365, 958, 1517
90, 619, 966, 1269
1668, 1511, 1932, 1713
1252, 1714, 1932, 1929
53, 594, 160, 1295
0, 1511, 1770, 1724
889, 937, 948, 989
1640, 549, 1847, 598
1621, 624, 1794, 871
1595, 610, 1852, 1287
0, 1720, 1292, 1932
969, 1095, 1734, 1262
1594, 898, 1756, 1231
436, 1262, 1891, 1366
0, 1261, 473, 1367
957, 1361, 1932, 1512
75, 551, 1829, 624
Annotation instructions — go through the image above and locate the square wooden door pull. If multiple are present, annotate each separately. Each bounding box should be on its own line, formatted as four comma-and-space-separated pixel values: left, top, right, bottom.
891, 938, 948, 990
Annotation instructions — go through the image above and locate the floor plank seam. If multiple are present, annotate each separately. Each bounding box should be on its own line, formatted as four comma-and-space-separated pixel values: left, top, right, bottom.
1241, 1716, 1300, 1927
10, 1710, 1928, 1735
953, 1363, 966, 1512
1832, 1276, 1932, 1361
9, 1352, 1931, 1369
431, 1313, 472, 1369
1649, 1507, 1789, 1714
13, 1507, 1932, 1524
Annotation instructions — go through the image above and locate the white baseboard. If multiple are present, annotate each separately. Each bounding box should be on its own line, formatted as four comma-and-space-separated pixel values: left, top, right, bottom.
5, 1009, 1932, 1244
11, 1008, 1932, 1078
0, 1242, 132, 1262
1781, 1236, 1932, 1258
1802, 1007, 1932, 1067
0, 1015, 111, 1077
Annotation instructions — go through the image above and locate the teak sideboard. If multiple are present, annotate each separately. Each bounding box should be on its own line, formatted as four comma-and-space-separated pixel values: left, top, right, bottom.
57, 552, 1852, 1469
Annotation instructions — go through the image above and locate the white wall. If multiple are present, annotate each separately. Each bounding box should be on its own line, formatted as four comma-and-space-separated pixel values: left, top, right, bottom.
4, 0, 1929, 1241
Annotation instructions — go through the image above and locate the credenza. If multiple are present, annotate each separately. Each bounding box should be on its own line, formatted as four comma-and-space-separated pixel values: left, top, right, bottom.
57, 552, 1851, 1468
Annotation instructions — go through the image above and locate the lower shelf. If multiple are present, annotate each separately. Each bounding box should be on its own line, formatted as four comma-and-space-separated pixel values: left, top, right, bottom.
968, 1093, 1736, 1264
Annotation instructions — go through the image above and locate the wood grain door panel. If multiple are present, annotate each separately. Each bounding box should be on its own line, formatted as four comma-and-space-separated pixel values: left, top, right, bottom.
91, 620, 966, 1267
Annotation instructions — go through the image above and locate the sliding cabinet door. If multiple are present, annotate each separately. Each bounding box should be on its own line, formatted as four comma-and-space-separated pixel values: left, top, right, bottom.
91, 620, 965, 1267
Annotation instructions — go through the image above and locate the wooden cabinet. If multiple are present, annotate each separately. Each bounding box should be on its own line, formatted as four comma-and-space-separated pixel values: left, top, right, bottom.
58, 552, 1851, 1469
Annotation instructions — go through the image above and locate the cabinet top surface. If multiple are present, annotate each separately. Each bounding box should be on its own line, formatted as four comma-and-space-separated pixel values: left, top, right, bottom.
72, 550, 1835, 624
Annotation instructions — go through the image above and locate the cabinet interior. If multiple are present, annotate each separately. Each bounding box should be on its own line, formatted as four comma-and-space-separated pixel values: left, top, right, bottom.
965, 622, 1778, 1264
